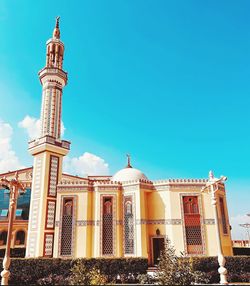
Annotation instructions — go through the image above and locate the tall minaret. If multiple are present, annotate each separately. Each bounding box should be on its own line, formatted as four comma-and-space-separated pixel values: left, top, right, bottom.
26, 17, 70, 257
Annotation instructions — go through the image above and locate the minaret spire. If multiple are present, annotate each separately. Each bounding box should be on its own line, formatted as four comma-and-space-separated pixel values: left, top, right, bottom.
53, 16, 60, 39
56, 16, 60, 28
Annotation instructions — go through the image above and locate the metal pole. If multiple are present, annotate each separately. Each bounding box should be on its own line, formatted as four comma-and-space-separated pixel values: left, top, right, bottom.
0, 185, 17, 285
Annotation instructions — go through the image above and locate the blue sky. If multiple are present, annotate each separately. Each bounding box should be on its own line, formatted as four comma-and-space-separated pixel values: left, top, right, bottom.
0, 0, 250, 238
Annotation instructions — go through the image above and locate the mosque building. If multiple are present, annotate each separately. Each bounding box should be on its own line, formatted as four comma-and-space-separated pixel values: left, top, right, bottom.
0, 19, 233, 264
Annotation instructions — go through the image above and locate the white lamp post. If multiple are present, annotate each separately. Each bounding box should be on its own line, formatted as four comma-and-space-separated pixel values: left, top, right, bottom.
201, 170, 228, 285
0, 172, 25, 285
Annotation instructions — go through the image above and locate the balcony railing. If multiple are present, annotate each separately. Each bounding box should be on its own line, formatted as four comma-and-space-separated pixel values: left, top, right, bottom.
28, 136, 71, 150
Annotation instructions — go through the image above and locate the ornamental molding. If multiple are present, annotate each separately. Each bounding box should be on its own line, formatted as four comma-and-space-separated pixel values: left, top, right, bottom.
43, 82, 63, 90
154, 185, 170, 192
120, 179, 153, 186
136, 219, 182, 225
58, 180, 89, 186
61, 219, 184, 226
153, 178, 208, 186
203, 219, 215, 225
122, 185, 139, 192
76, 220, 100, 226
57, 187, 89, 193
93, 181, 121, 187
94, 186, 121, 192
169, 185, 205, 190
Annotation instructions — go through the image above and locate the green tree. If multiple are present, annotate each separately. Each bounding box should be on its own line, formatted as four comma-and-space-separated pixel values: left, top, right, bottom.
156, 237, 208, 285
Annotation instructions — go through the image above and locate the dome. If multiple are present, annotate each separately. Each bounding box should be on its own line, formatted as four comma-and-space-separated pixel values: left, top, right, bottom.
112, 155, 148, 182
112, 167, 148, 182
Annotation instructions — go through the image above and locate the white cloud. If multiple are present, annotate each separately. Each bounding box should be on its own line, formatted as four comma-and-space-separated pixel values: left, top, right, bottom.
63, 152, 109, 177
18, 116, 40, 140
0, 120, 24, 173
230, 214, 250, 240
61, 122, 66, 137
18, 115, 65, 139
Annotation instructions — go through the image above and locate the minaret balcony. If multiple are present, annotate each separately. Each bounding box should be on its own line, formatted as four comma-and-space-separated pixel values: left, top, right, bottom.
39, 67, 68, 86
28, 135, 71, 156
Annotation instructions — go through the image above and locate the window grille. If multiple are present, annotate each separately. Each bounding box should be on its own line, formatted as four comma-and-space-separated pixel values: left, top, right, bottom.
124, 197, 135, 255
102, 197, 113, 255
183, 196, 203, 254
60, 198, 73, 256
219, 197, 228, 234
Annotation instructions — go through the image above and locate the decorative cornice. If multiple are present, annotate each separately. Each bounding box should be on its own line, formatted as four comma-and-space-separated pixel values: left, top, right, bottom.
56, 219, 185, 226
58, 180, 90, 186
119, 179, 153, 186
93, 181, 121, 186
153, 179, 208, 185
57, 186, 90, 193
136, 219, 182, 225
76, 220, 100, 226
28, 136, 71, 151
0, 167, 33, 177
38, 67, 67, 84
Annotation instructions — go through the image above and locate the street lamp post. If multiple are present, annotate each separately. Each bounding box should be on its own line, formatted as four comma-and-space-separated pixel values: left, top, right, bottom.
0, 172, 25, 285
201, 171, 228, 285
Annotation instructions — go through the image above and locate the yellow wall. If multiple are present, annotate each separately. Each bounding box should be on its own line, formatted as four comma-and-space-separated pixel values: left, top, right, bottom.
0, 170, 233, 260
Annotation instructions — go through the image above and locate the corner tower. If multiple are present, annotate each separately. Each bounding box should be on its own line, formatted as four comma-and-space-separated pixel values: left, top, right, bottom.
26, 17, 70, 257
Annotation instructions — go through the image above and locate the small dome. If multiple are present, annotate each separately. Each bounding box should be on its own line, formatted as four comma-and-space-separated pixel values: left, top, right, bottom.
112, 167, 148, 182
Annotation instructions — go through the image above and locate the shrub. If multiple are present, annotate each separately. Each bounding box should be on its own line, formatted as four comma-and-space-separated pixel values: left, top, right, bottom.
37, 274, 70, 285
156, 238, 208, 285
69, 261, 108, 285
0, 257, 148, 285
191, 256, 250, 283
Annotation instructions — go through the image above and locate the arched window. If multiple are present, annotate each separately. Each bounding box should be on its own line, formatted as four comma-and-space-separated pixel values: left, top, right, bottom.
125, 201, 132, 215
124, 197, 135, 255
182, 196, 203, 254
60, 198, 74, 256
64, 201, 73, 216
102, 197, 114, 255
183, 197, 199, 214
0, 231, 7, 245
15, 230, 25, 245
104, 200, 112, 215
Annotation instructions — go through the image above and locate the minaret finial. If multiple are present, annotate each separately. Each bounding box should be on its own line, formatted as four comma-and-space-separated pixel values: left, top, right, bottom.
126, 154, 132, 168
53, 16, 60, 39
56, 16, 60, 28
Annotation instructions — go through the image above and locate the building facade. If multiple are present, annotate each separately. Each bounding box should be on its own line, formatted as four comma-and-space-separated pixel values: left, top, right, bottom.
0, 19, 233, 264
